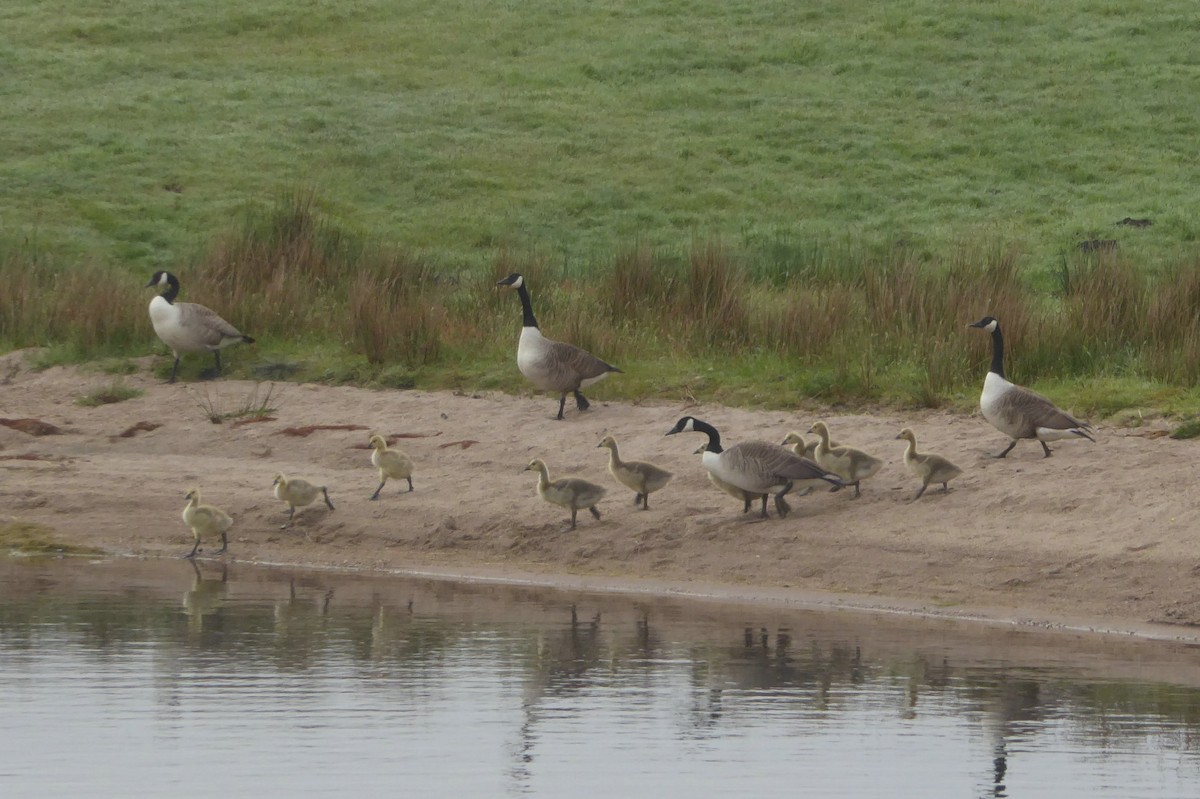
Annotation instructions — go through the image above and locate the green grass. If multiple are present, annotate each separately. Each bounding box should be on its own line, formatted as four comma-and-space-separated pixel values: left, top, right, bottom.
0, 522, 105, 557
75, 379, 143, 407
3, 1, 1200, 416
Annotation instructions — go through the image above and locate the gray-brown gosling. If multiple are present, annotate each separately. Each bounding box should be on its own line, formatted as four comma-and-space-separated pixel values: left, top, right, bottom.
895, 428, 963, 500
272, 473, 335, 530
666, 416, 843, 519
779, 430, 840, 460
368, 434, 414, 500
182, 487, 233, 559
145, 271, 254, 383
968, 316, 1095, 458
496, 273, 621, 420
597, 435, 673, 510
523, 458, 607, 529
807, 421, 883, 499
694, 442, 766, 514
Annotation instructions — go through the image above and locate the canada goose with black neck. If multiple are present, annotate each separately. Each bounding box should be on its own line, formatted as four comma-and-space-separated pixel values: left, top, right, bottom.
666, 416, 842, 519
496, 273, 621, 420
145, 271, 254, 383
968, 316, 1095, 458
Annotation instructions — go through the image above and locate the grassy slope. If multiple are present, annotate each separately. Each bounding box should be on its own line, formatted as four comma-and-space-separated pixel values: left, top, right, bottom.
3, 0, 1197, 268
2, 1, 1199, 415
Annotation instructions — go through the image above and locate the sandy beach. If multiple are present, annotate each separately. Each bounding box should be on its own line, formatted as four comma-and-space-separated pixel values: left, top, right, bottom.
3, 349, 1198, 639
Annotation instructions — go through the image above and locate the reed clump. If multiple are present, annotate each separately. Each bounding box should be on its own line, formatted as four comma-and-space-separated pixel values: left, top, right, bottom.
6, 191, 1200, 412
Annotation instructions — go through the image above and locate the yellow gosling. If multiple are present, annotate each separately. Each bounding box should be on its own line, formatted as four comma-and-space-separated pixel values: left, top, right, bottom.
272, 473, 335, 530
597, 435, 673, 510
368, 434, 414, 500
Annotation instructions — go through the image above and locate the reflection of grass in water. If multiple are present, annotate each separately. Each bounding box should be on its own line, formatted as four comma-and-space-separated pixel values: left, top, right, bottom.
0, 521, 105, 556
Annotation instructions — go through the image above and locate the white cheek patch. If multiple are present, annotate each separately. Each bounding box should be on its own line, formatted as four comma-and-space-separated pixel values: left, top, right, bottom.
682, 418, 695, 431
985, 319, 998, 333
158, 272, 169, 287
512, 275, 523, 288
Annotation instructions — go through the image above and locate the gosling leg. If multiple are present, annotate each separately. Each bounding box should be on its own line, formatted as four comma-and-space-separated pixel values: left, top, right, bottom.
569, 508, 578, 529
633, 492, 643, 507
184, 535, 200, 559
589, 506, 602, 520
215, 532, 228, 555
406, 476, 414, 492
370, 478, 386, 500
281, 506, 295, 530
912, 483, 929, 501
322, 487, 335, 510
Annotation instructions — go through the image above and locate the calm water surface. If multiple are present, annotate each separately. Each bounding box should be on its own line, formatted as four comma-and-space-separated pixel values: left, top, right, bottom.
3, 558, 1200, 798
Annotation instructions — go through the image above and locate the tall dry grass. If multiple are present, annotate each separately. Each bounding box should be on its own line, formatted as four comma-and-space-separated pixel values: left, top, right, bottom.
6, 192, 1200, 408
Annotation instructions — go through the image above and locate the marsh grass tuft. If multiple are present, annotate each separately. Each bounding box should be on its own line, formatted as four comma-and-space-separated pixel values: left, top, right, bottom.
76, 380, 144, 407
192, 382, 280, 424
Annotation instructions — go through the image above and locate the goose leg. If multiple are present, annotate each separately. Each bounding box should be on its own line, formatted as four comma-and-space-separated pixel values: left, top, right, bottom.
370, 479, 386, 500
569, 508, 578, 529
574, 390, 590, 411
322, 488, 335, 510
213, 350, 223, 376
556, 393, 568, 420
995, 440, 1018, 458
1039, 440, 1053, 458
215, 532, 228, 555
758, 494, 769, 519
589, 506, 602, 520
633, 492, 643, 506
168, 355, 182, 384
852, 481, 862, 498
741, 492, 753, 513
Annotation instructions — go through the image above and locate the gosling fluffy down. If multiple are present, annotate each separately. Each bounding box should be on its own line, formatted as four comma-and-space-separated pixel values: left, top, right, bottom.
272, 473, 335, 529
181, 487, 234, 559
368, 435, 414, 500
597, 435, 672, 510
807, 421, 883, 499
896, 428, 963, 500
523, 458, 607, 529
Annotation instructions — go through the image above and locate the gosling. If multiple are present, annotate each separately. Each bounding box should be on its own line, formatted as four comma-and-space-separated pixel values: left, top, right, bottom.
896, 428, 963, 500
597, 435, 673, 510
181, 488, 233, 559
808, 421, 883, 498
272, 473, 335, 530
523, 458, 606, 529
780, 430, 839, 460
368, 434, 414, 500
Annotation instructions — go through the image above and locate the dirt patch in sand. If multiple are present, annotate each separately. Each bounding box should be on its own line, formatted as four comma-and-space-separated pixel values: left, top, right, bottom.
2, 349, 1198, 635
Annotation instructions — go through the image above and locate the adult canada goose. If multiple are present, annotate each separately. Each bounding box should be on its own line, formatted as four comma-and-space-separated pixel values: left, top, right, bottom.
597, 435, 673, 510
495, 273, 622, 420
968, 316, 1096, 457
666, 416, 842, 519
694, 441, 766, 513
523, 458, 607, 529
807, 421, 883, 498
272, 473, 335, 530
368, 435, 414, 500
181, 487, 233, 559
144, 271, 255, 383
895, 428, 963, 500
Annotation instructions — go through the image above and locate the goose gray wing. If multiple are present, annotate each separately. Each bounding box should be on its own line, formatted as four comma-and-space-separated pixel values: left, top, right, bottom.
729, 441, 843, 486
546, 338, 621, 381
1008, 384, 1095, 437
178, 301, 250, 347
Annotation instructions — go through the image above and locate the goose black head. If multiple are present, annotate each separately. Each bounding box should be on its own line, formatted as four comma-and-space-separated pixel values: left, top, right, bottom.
665, 416, 697, 436
496, 273, 524, 289
968, 316, 999, 332
145, 270, 177, 289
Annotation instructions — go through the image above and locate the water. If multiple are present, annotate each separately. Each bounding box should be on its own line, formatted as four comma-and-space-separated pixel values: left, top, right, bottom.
3, 558, 1200, 798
